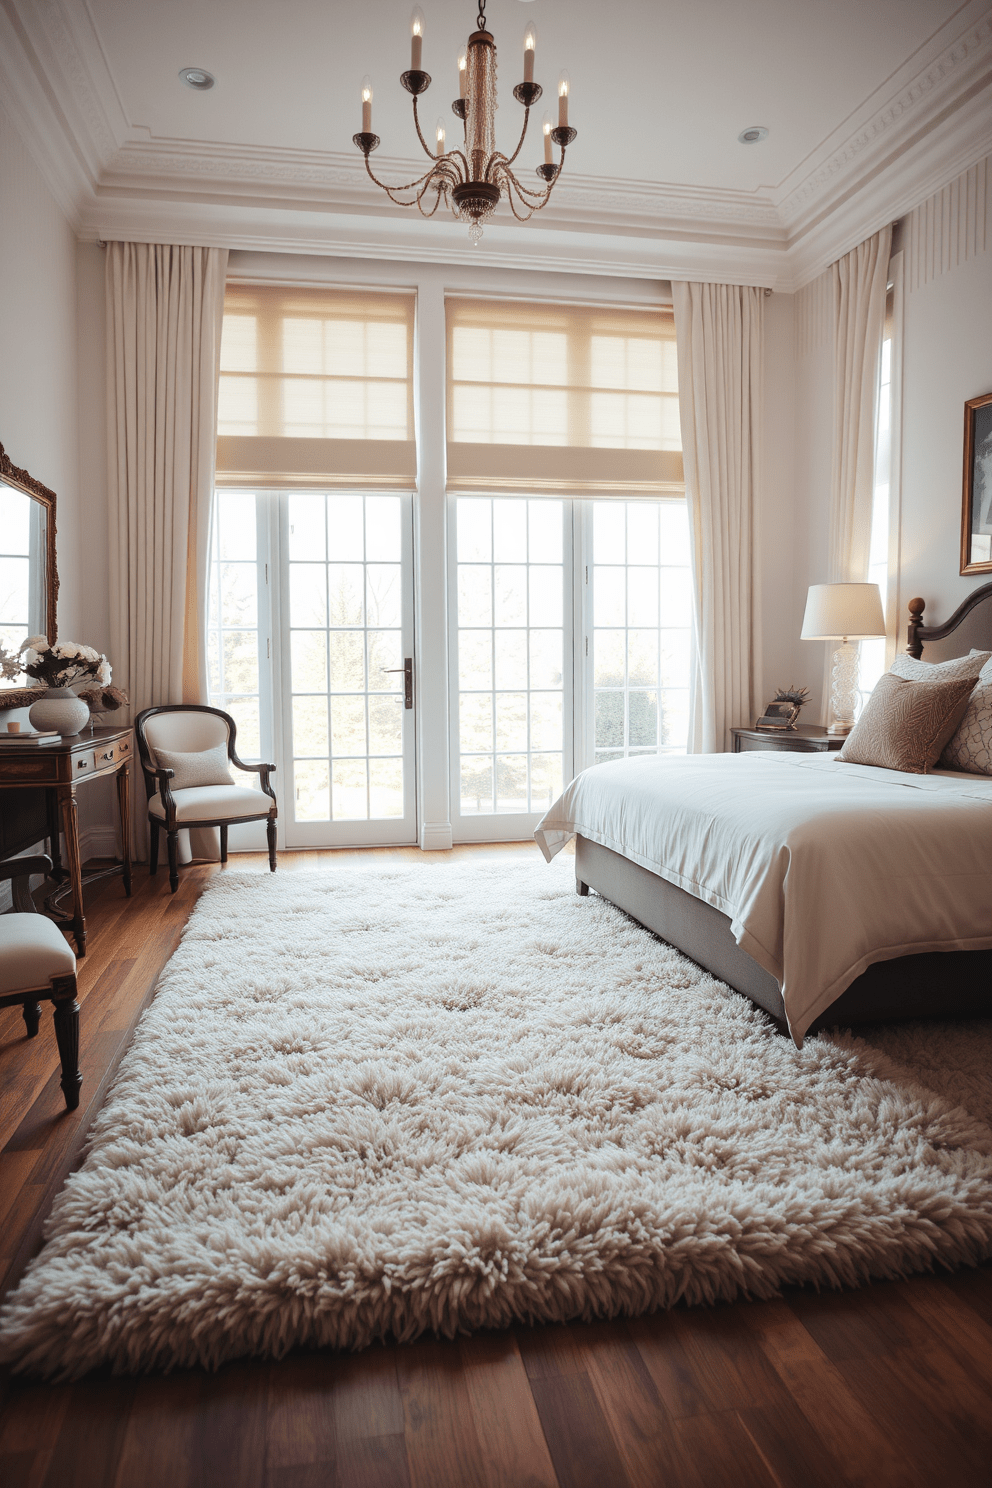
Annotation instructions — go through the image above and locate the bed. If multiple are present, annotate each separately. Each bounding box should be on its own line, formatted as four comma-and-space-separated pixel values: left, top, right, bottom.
535, 585, 992, 1043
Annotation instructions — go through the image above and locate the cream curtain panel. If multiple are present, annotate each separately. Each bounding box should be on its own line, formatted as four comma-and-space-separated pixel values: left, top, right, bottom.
446, 297, 684, 496
106, 241, 229, 853
672, 281, 764, 754
216, 283, 416, 489
828, 226, 892, 582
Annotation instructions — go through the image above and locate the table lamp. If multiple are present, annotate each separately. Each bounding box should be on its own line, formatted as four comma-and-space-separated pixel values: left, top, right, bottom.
800, 582, 886, 735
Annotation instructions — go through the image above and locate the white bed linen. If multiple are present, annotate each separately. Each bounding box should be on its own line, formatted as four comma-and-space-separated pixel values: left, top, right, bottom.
535, 752, 992, 1043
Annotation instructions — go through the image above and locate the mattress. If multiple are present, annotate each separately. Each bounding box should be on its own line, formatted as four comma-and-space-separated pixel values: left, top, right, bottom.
535, 750, 992, 1042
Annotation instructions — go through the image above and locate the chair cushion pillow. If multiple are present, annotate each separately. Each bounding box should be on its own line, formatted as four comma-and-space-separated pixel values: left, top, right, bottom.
837, 672, 976, 774
0, 913, 76, 996
153, 743, 233, 790
149, 785, 274, 823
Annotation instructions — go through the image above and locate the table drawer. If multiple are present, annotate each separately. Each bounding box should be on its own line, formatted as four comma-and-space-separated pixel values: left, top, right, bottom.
91, 736, 131, 772
72, 749, 96, 777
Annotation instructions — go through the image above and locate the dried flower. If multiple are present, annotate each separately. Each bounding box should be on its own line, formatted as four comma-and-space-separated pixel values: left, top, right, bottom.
79, 685, 129, 712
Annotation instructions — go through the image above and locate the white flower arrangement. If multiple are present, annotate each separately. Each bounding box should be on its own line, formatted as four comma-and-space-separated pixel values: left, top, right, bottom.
0, 636, 115, 691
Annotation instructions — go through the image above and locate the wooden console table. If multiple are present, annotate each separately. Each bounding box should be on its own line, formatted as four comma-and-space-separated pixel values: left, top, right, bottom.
0, 726, 132, 955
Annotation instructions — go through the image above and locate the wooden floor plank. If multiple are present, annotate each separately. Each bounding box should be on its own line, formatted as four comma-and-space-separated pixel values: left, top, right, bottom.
458, 1331, 559, 1488
576, 1320, 700, 1488
41, 1376, 136, 1488
337, 1432, 410, 1488
112, 1371, 207, 1488
395, 1336, 491, 1488
265, 1353, 338, 1476
528, 1371, 631, 1488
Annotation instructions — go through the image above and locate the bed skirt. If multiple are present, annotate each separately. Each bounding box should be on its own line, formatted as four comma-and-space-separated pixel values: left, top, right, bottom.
574, 835, 992, 1034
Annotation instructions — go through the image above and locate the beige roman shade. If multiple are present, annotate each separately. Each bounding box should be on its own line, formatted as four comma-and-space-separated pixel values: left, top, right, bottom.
446, 297, 683, 497
216, 283, 416, 489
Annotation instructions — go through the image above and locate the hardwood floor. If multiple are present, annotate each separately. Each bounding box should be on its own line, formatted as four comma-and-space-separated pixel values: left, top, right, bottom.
1, 844, 991, 1488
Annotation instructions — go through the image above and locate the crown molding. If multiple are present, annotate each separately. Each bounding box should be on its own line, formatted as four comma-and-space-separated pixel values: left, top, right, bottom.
83, 197, 785, 288
4, 0, 992, 294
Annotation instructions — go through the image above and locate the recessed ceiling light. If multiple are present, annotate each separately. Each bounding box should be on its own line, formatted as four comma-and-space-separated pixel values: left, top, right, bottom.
738, 126, 768, 144
180, 67, 215, 91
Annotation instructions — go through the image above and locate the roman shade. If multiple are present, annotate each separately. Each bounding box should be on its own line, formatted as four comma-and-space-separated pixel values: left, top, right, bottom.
445, 297, 683, 496
216, 283, 417, 489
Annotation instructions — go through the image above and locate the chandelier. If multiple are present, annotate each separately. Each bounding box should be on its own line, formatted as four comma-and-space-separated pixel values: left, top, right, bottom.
352, 0, 577, 244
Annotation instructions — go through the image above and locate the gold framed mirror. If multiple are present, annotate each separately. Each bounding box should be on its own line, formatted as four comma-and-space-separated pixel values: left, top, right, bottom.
0, 441, 59, 708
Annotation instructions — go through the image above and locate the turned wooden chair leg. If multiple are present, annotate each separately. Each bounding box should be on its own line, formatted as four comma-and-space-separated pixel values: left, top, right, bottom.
22, 1000, 42, 1037
220, 824, 229, 863
51, 975, 81, 1111
267, 816, 277, 872
149, 819, 160, 876
167, 830, 180, 894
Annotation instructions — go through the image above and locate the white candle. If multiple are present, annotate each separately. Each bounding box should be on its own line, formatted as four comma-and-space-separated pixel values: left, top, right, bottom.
558, 72, 569, 127
361, 76, 372, 132
411, 8, 424, 70
523, 24, 536, 84
458, 51, 467, 98
542, 113, 552, 164
436, 118, 446, 153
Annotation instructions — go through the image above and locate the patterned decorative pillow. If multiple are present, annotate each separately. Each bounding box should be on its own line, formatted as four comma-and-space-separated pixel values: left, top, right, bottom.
940, 656, 992, 775
153, 743, 234, 790
889, 649, 991, 683
837, 672, 976, 774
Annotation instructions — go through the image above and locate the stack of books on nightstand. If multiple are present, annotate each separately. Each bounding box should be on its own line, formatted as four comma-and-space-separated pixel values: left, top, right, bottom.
0, 729, 61, 746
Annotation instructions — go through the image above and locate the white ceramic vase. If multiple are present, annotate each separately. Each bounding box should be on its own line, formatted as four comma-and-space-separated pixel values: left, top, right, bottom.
28, 687, 90, 737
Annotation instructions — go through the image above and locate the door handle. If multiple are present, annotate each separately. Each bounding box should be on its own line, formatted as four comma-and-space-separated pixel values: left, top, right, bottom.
384, 658, 413, 709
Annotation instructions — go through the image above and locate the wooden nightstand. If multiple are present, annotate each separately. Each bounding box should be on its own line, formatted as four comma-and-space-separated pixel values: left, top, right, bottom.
731, 726, 844, 755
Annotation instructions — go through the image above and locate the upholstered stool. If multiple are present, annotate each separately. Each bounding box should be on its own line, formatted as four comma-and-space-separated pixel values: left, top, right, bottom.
0, 856, 82, 1110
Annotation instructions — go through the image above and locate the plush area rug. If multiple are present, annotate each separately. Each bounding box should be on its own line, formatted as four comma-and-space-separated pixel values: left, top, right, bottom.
2, 859, 991, 1379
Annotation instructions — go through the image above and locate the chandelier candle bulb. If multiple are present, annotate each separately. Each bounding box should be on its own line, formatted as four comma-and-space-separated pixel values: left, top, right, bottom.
523, 24, 536, 83
361, 75, 372, 132
543, 112, 552, 163
435, 117, 446, 152
458, 50, 467, 97
411, 8, 424, 70
558, 71, 569, 127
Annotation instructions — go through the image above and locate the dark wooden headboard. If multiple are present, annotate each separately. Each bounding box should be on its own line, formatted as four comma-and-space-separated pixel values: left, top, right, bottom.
907, 581, 992, 660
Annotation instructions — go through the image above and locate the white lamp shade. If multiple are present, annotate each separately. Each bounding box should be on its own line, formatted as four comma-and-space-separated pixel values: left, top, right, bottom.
800, 582, 886, 640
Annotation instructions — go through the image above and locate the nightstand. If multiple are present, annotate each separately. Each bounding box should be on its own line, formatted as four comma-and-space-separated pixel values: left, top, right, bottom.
731, 726, 844, 754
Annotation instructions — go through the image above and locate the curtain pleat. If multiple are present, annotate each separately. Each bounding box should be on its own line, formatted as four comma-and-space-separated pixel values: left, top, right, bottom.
106, 242, 229, 858
829, 226, 892, 583
672, 282, 764, 754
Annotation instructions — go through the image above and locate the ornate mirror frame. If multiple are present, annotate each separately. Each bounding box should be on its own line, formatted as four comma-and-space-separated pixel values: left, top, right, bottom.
0, 440, 59, 708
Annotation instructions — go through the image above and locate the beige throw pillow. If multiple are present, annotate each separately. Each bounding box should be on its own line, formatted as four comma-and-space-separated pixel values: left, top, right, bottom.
837, 672, 976, 774
153, 743, 234, 790
940, 656, 992, 776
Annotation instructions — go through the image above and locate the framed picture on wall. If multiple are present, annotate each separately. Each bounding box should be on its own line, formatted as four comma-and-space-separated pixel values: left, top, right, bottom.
961, 391, 992, 574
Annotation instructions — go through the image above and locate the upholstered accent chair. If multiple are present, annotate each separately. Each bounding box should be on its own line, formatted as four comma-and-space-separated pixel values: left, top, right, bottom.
0, 854, 81, 1110
135, 705, 277, 893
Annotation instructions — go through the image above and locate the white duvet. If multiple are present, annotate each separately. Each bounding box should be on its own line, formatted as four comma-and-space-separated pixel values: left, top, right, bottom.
535, 751, 992, 1042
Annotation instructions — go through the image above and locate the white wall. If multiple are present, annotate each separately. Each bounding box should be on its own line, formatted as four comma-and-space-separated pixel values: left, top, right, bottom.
896, 157, 992, 629
0, 103, 79, 645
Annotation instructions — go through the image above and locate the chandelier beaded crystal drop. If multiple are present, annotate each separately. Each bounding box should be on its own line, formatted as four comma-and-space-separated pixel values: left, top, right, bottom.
352, 0, 577, 244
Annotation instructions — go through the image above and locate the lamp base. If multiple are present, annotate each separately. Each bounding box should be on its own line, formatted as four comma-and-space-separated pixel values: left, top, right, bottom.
828, 639, 860, 737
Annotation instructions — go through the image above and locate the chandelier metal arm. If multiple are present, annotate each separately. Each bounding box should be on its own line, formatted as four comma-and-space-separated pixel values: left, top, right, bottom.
499, 106, 531, 172
362, 153, 441, 203
411, 95, 442, 162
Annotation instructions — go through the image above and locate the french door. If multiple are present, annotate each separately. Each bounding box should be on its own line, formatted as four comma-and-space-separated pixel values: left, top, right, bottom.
273, 492, 417, 847
448, 494, 691, 842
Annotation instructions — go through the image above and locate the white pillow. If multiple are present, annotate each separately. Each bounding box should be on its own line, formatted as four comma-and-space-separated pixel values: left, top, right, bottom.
940, 656, 992, 776
889, 650, 991, 683
153, 743, 234, 790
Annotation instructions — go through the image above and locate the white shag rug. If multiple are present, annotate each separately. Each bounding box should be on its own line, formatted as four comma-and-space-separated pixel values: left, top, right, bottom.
2, 859, 991, 1380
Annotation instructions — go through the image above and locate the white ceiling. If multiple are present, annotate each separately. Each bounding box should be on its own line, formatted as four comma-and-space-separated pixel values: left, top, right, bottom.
2, 0, 991, 288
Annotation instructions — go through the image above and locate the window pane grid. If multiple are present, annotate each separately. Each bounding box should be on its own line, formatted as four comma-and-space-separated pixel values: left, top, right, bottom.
592, 501, 691, 762
456, 497, 564, 815
289, 494, 404, 823
207, 491, 263, 769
